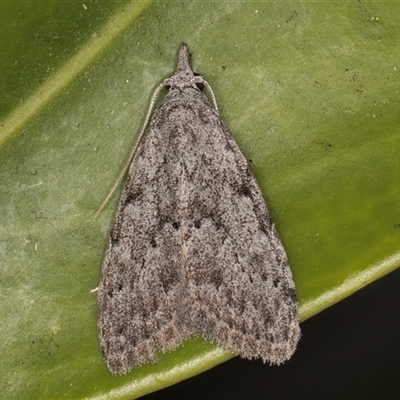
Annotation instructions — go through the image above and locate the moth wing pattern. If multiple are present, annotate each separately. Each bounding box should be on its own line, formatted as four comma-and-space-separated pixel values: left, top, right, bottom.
97, 105, 193, 374
180, 102, 300, 364
97, 43, 300, 375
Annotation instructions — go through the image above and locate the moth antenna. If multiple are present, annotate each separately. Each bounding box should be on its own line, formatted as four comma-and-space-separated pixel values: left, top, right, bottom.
93, 81, 166, 219
203, 79, 219, 114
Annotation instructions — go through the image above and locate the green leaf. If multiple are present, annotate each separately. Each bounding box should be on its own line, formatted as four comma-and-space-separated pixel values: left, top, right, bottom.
1, 1, 399, 399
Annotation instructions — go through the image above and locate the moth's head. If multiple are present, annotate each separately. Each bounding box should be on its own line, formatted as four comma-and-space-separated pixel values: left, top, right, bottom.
164, 43, 205, 91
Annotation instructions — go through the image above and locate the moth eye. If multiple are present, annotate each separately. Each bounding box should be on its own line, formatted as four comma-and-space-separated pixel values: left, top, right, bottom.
194, 73, 204, 91
195, 82, 204, 91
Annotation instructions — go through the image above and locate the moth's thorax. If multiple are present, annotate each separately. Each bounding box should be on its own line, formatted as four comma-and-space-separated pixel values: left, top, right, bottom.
164, 72, 204, 91
161, 85, 212, 112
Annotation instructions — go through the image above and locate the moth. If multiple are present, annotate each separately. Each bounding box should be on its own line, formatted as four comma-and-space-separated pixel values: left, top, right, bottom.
97, 44, 300, 374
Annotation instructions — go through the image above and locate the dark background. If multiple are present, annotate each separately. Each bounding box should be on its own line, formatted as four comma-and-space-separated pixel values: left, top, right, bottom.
143, 267, 400, 400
